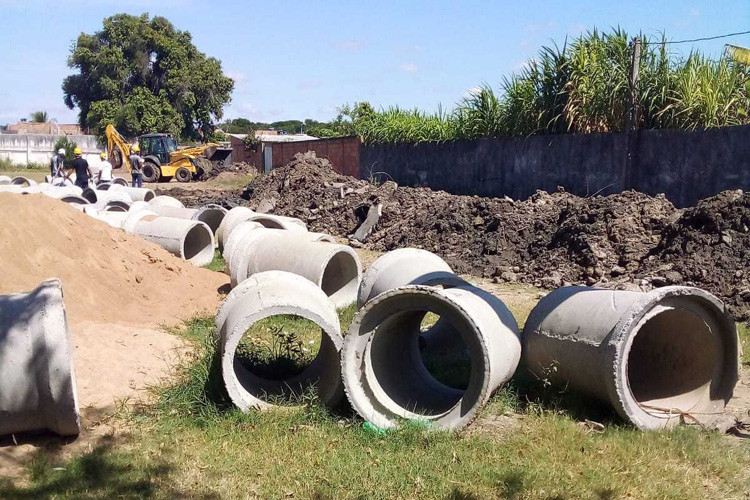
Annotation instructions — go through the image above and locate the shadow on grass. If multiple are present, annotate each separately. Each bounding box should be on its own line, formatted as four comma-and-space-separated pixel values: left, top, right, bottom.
0, 434, 216, 499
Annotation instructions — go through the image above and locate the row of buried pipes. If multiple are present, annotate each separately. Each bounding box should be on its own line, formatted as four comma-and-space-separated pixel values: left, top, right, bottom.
0, 179, 742, 436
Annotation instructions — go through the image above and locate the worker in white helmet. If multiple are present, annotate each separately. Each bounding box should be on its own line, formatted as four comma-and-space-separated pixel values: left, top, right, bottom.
50, 148, 66, 178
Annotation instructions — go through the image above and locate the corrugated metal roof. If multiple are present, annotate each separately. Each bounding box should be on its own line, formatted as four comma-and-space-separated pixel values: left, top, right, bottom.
256, 134, 318, 143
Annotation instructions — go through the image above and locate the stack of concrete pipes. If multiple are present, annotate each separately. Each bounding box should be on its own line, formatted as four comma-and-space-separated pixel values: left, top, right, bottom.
218, 206, 362, 309
216, 247, 741, 432
0, 181, 222, 267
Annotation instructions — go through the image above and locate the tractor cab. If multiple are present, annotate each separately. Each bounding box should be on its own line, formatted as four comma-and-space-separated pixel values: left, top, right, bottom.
139, 134, 179, 165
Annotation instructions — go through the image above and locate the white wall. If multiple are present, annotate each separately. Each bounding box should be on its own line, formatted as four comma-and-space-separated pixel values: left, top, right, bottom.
0, 134, 102, 166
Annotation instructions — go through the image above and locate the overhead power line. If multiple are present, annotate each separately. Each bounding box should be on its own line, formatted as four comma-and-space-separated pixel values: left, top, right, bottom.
664, 29, 750, 45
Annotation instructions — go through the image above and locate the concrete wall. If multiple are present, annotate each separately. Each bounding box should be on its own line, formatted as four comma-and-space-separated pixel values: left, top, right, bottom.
360, 124, 750, 207
0, 134, 102, 166
270, 137, 360, 177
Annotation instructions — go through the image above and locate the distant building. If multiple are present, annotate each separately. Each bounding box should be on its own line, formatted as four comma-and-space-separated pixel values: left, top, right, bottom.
4, 121, 83, 135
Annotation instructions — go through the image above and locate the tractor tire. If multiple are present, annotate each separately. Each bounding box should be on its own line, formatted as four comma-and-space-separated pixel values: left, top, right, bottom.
142, 162, 160, 183
175, 167, 192, 183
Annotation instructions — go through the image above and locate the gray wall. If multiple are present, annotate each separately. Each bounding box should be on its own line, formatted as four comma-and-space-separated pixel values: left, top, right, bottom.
360, 124, 750, 207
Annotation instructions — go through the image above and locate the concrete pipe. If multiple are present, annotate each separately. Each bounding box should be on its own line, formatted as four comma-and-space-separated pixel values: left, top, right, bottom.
80, 187, 98, 203
96, 181, 112, 191
59, 195, 90, 206
10, 176, 37, 187
216, 207, 255, 252
223, 221, 264, 264
357, 248, 466, 308
307, 232, 335, 243
122, 209, 158, 234
148, 195, 184, 208
342, 284, 521, 430
148, 204, 228, 237
247, 213, 307, 232
90, 210, 129, 228
38, 185, 84, 199
230, 229, 362, 308
129, 214, 215, 266
0, 175, 11, 185
103, 201, 130, 212
0, 279, 80, 436
108, 184, 155, 202
216, 270, 344, 410
111, 177, 128, 186
93, 191, 132, 211
129, 200, 151, 213
522, 286, 740, 430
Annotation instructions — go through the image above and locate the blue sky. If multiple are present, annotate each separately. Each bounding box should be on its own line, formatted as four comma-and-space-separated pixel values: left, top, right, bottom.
1, 0, 748, 126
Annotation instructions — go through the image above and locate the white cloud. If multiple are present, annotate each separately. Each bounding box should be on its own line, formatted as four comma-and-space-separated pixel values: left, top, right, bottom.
463, 86, 483, 99
331, 39, 369, 51
400, 63, 418, 73
225, 71, 247, 85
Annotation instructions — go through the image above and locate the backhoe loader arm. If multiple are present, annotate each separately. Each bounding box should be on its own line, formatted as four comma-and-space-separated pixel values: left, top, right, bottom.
105, 124, 133, 173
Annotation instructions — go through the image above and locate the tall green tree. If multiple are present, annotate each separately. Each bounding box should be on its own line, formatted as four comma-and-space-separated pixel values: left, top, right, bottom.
63, 13, 234, 139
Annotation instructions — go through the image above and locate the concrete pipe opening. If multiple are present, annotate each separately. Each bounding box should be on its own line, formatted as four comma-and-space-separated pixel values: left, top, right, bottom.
111, 177, 128, 186
60, 195, 89, 206
96, 182, 112, 191
194, 205, 227, 236
81, 187, 98, 203
522, 286, 739, 430
320, 249, 361, 308
10, 176, 36, 186
217, 271, 344, 410
182, 223, 215, 265
104, 201, 130, 212
248, 214, 307, 232
342, 285, 521, 430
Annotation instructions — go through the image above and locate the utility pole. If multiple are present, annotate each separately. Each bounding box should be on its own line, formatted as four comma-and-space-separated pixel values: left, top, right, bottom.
625, 36, 641, 132
622, 36, 641, 192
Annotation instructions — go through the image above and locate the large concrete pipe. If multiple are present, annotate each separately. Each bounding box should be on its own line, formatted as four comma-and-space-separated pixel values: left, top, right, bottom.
0, 279, 80, 436
147, 204, 228, 236
357, 248, 469, 355
522, 286, 740, 430
223, 221, 264, 264
10, 176, 37, 186
148, 195, 184, 208
80, 187, 98, 203
108, 184, 155, 202
93, 190, 132, 212
216, 270, 344, 410
96, 181, 112, 191
229, 229, 362, 308
247, 213, 307, 232
216, 207, 254, 252
89, 210, 129, 228
59, 195, 90, 206
357, 248, 465, 308
0, 175, 11, 184
341, 285, 521, 430
111, 177, 128, 187
38, 185, 84, 199
128, 214, 215, 266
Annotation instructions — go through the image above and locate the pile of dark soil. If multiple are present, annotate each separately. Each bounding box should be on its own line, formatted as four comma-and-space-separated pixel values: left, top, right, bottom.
170, 152, 750, 319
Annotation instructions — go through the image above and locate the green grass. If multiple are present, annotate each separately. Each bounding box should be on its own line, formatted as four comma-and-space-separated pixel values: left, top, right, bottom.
738, 322, 750, 366
4, 314, 749, 499
201, 250, 227, 273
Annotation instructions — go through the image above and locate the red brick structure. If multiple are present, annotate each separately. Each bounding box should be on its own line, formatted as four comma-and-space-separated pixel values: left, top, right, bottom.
270, 136, 360, 177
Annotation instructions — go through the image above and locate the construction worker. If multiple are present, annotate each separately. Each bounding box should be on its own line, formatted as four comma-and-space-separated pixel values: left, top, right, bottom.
129, 144, 144, 187
50, 148, 66, 178
64, 147, 92, 189
97, 152, 113, 184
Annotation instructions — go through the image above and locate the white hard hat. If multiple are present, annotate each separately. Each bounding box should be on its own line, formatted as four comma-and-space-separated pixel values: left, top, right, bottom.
58, 148, 65, 155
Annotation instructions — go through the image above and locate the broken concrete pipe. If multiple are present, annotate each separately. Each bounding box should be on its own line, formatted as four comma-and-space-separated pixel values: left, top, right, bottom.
148, 195, 185, 208
147, 204, 228, 237
108, 184, 155, 202
216, 207, 307, 252
229, 228, 362, 308
0, 279, 80, 436
123, 211, 215, 266
341, 284, 521, 430
216, 270, 344, 410
522, 286, 740, 430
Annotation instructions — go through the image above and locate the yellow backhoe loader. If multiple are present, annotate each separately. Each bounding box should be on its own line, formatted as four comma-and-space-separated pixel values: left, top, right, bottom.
105, 125, 232, 182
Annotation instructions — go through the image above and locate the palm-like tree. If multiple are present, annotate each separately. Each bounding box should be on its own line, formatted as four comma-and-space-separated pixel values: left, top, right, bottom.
30, 111, 48, 123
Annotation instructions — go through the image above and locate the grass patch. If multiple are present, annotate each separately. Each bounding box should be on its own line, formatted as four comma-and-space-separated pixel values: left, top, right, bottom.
202, 250, 226, 273
4, 311, 750, 498
738, 321, 749, 366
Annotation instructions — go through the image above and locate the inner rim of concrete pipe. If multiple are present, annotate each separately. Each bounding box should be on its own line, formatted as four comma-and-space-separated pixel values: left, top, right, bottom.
229, 310, 339, 403
194, 206, 226, 234
624, 305, 718, 414
182, 224, 214, 264
358, 292, 485, 419
320, 250, 360, 307
81, 188, 98, 203
249, 216, 284, 229
104, 200, 130, 212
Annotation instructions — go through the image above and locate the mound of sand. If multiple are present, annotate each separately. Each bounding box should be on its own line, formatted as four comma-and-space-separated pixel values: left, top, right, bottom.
0, 193, 227, 327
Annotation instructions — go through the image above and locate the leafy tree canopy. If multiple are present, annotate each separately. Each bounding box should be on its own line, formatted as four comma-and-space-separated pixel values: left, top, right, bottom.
63, 13, 234, 140
30, 111, 48, 123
